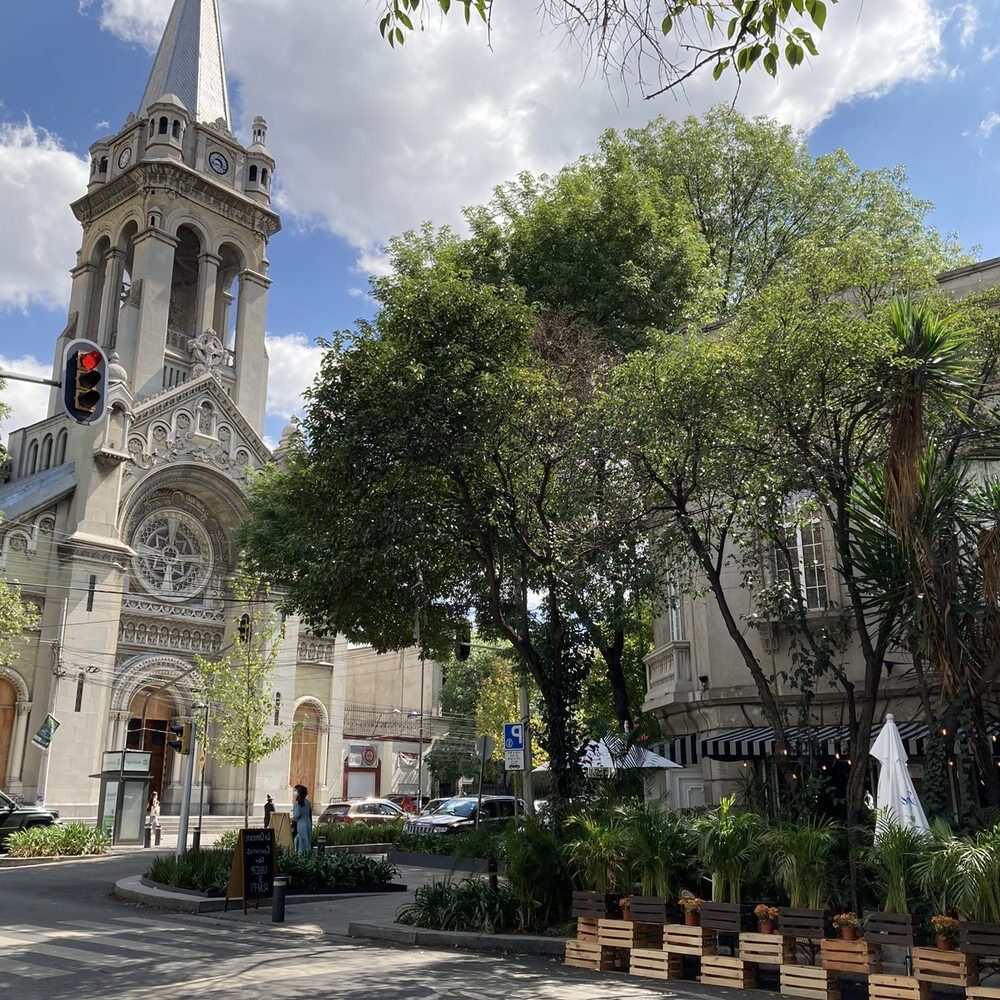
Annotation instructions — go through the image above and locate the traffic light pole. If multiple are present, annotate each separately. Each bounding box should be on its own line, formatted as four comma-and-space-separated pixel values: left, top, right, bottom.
175, 722, 198, 859
0, 370, 61, 387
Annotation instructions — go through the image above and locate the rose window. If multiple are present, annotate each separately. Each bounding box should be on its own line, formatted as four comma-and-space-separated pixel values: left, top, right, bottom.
131, 510, 214, 602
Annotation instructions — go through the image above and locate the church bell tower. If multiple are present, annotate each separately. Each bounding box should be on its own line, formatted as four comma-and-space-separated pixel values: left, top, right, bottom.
52, 0, 280, 435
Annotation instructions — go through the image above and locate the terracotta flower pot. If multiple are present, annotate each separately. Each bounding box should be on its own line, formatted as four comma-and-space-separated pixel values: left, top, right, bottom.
684, 912, 700, 927
840, 926, 858, 941
936, 936, 954, 951
759, 921, 775, 935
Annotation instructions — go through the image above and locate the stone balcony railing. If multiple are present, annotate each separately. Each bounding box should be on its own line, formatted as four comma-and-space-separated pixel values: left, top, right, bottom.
643, 641, 692, 707
342, 703, 427, 739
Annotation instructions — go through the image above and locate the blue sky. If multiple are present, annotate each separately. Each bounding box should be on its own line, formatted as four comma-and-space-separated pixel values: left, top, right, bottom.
0, 0, 997, 446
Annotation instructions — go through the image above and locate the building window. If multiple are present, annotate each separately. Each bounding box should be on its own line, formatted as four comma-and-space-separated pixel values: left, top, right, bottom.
771, 521, 829, 611
260, 168, 268, 187
172, 120, 180, 140
99, 157, 108, 174
75, 672, 85, 713
664, 579, 685, 642
273, 692, 282, 726
158, 116, 168, 135
87, 575, 97, 612
248, 165, 257, 183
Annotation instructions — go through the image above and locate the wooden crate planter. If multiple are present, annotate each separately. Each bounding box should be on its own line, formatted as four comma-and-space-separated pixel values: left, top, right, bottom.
869, 974, 932, 1000
959, 922, 1000, 958
780, 908, 833, 941
571, 891, 620, 919
913, 946, 979, 987
865, 912, 920, 949
966, 987, 1000, 1000
820, 938, 883, 975
701, 955, 757, 989
664, 923, 718, 956
630, 948, 682, 981
576, 917, 599, 942
628, 896, 677, 925
597, 918, 660, 950
780, 964, 840, 1000
564, 939, 622, 972
741, 932, 796, 966
701, 901, 754, 934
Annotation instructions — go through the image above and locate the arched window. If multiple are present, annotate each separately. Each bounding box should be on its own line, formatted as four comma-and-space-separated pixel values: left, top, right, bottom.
248, 165, 258, 183
158, 116, 168, 135
99, 157, 108, 174
28, 440, 39, 475
172, 120, 180, 140
55, 430, 67, 465
260, 168, 268, 187
41, 435, 53, 471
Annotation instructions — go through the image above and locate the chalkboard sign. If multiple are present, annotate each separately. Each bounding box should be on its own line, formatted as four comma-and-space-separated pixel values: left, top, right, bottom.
224, 828, 275, 914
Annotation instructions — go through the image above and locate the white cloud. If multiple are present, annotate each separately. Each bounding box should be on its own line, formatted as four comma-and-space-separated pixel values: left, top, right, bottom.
0, 355, 50, 443
978, 111, 1000, 138
958, 2, 980, 47
91, 0, 944, 264
80, 0, 168, 48
0, 122, 88, 311
263, 333, 324, 420
982, 42, 1000, 62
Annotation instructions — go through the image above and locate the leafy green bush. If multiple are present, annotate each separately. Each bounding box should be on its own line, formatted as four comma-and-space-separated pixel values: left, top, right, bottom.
214, 830, 239, 851
397, 877, 519, 933
6, 822, 110, 858
311, 819, 405, 846
500, 815, 571, 931
394, 829, 503, 859
145, 848, 398, 895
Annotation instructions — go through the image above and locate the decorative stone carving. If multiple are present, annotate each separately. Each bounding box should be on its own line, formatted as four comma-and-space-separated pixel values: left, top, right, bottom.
120, 596, 225, 624
187, 329, 227, 377
118, 616, 223, 654
298, 638, 337, 663
130, 508, 214, 602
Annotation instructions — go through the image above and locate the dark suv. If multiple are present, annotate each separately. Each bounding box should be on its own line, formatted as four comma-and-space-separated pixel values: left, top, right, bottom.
403, 795, 524, 835
0, 790, 59, 850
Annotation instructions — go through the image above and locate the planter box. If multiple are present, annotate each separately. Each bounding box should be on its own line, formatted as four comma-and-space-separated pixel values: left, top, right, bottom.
779, 907, 832, 940
780, 963, 840, 1000
701, 955, 757, 989
701, 901, 754, 934
868, 974, 931, 1000
576, 917, 599, 942
820, 938, 882, 975
565, 939, 620, 972
386, 849, 502, 873
664, 923, 718, 956
959, 922, 1000, 958
597, 918, 661, 950
740, 931, 796, 966
967, 988, 1000, 1000
571, 890, 620, 919
630, 948, 682, 981
864, 911, 920, 948
912, 946, 979, 987
628, 896, 677, 924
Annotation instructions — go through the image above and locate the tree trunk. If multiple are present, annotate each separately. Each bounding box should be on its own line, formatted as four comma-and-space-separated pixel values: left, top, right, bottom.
244, 758, 251, 829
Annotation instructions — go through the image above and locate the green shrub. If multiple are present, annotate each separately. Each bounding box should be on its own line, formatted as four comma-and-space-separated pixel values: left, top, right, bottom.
394, 829, 503, 859
397, 877, 520, 933
311, 819, 405, 846
215, 830, 239, 851
147, 849, 233, 894
6, 823, 110, 858
500, 815, 571, 931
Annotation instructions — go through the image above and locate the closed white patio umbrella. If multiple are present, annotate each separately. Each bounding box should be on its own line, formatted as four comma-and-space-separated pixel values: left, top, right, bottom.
870, 713, 930, 840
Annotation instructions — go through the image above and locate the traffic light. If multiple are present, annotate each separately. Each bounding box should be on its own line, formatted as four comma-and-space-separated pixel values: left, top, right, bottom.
455, 624, 471, 662
167, 722, 192, 755
238, 613, 252, 645
61, 339, 107, 425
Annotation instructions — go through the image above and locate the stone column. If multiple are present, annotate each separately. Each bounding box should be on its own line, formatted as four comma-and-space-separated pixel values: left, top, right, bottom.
7, 702, 31, 784
195, 252, 221, 337
97, 249, 126, 349
319, 724, 331, 791
106, 710, 129, 751
128, 227, 178, 399
48, 261, 99, 416
232, 270, 271, 435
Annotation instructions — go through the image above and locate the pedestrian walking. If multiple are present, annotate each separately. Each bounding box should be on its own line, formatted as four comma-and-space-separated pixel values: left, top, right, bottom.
263, 794, 275, 828
291, 785, 312, 854
147, 790, 161, 830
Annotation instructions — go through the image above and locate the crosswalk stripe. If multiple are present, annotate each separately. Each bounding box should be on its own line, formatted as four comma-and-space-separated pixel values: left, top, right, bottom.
0, 927, 205, 961
0, 957, 67, 980
0, 936, 124, 969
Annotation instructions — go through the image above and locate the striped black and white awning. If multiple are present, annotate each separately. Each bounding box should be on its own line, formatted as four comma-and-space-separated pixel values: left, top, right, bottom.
649, 733, 700, 767
700, 721, 929, 762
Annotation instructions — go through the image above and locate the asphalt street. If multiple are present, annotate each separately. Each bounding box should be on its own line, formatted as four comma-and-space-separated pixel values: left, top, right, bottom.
0, 852, 737, 999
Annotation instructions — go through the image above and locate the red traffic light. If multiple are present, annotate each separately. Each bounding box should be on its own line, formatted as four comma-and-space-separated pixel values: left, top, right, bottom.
79, 350, 102, 372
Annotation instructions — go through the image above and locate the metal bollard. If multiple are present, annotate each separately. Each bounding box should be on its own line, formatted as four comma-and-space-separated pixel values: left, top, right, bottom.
191, 827, 200, 851
143, 826, 152, 849
315, 835, 327, 856
272, 876, 288, 923
154, 826, 162, 847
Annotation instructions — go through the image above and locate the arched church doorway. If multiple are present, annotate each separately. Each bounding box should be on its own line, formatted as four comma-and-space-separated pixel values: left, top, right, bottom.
288, 703, 320, 795
126, 689, 174, 798
0, 677, 15, 786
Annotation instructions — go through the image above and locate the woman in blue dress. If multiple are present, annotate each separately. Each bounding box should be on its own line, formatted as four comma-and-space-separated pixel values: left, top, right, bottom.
291, 784, 313, 854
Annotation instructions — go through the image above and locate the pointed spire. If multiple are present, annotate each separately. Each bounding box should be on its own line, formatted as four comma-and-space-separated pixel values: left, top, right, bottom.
139, 0, 231, 128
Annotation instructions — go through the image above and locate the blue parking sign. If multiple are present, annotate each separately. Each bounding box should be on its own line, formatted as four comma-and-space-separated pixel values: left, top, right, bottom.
504, 723, 524, 751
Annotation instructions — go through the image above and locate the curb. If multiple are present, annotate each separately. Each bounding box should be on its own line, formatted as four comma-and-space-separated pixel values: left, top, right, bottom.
347, 920, 567, 957
0, 853, 116, 869
386, 850, 504, 873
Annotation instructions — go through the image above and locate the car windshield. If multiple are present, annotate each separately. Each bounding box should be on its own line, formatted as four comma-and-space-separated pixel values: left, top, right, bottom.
0, 791, 13, 809
436, 800, 477, 818
325, 804, 350, 815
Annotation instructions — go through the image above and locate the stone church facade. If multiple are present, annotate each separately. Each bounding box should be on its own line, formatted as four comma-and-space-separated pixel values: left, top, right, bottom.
0, 0, 439, 818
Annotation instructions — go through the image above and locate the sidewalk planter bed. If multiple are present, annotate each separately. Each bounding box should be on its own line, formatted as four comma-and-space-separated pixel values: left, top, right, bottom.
958, 921, 1000, 957
912, 946, 979, 987
780, 963, 840, 1000
740, 932, 796, 966
597, 917, 660, 949
779, 908, 832, 940
630, 948, 681, 980
868, 974, 932, 1000
701, 901, 753, 934
820, 938, 882, 975
387, 849, 500, 873
701, 954, 757, 989
5, 822, 110, 858
571, 891, 620, 919
663, 923, 718, 956
967, 988, 1000, 1000
863, 912, 920, 948
575, 917, 599, 942
627, 896, 677, 924
564, 939, 624, 972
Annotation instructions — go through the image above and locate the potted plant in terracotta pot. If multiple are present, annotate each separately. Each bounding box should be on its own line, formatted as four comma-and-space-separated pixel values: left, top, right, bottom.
931, 915, 959, 951
754, 904, 780, 935
679, 896, 702, 927
833, 912, 861, 942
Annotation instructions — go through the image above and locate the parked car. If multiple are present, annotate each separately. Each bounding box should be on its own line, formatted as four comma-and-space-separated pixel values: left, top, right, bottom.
317, 798, 405, 825
403, 795, 524, 835
385, 793, 423, 813
0, 790, 59, 850
419, 797, 450, 816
